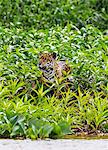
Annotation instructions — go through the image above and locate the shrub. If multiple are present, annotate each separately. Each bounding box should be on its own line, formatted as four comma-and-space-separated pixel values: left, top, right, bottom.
0, 0, 107, 30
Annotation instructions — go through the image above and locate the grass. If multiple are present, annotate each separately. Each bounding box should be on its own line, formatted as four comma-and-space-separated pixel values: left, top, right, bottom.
0, 0, 108, 139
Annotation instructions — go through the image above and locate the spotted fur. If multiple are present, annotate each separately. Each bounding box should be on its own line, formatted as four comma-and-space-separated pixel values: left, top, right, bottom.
38, 52, 71, 84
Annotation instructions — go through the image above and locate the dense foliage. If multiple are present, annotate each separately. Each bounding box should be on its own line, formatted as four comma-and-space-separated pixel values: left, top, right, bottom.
0, 0, 108, 139
0, 0, 108, 30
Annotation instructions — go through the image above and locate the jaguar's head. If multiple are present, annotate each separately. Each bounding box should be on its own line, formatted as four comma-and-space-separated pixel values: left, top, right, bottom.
38, 52, 57, 70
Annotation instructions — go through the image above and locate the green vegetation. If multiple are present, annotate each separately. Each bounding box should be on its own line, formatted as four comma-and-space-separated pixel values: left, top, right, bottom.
0, 0, 108, 30
0, 0, 108, 139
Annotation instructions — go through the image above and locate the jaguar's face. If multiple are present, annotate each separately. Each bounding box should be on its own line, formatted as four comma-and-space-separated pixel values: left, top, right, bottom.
38, 52, 72, 83
39, 52, 57, 70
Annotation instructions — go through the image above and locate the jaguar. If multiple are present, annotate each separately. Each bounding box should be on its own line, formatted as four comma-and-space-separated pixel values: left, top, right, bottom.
38, 52, 72, 86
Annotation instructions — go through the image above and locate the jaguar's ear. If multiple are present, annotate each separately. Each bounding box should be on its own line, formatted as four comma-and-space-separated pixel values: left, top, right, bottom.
38, 52, 43, 58
52, 52, 57, 59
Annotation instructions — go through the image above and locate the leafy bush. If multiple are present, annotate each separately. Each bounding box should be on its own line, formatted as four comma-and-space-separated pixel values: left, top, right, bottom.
0, 0, 107, 30
0, 0, 108, 139
0, 88, 108, 139
0, 24, 107, 138
0, 25, 107, 92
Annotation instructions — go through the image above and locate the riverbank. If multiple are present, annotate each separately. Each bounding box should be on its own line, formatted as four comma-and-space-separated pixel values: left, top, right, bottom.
0, 139, 108, 150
